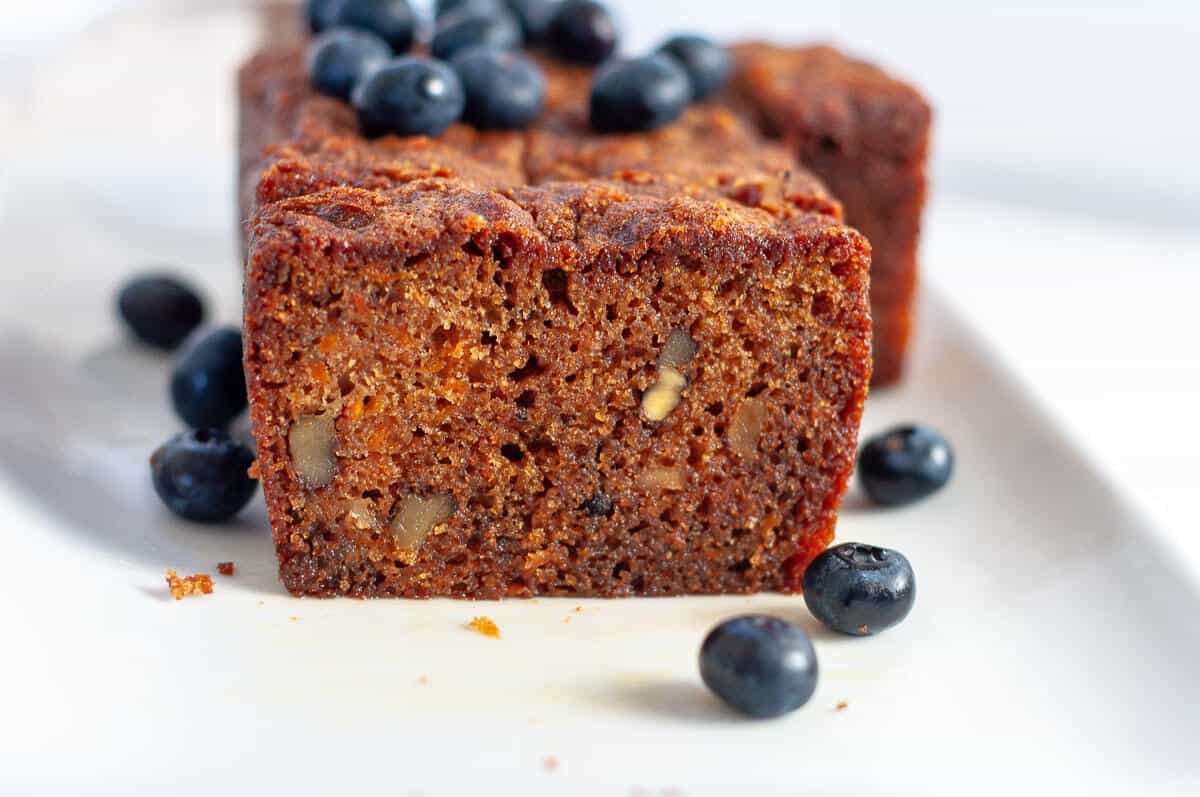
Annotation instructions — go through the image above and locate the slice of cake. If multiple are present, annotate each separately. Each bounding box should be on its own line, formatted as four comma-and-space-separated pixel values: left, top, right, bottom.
730, 44, 932, 386
240, 48, 872, 598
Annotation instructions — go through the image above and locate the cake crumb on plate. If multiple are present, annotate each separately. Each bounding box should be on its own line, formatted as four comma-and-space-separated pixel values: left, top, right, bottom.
216, 562, 235, 576
165, 570, 213, 600
467, 616, 501, 639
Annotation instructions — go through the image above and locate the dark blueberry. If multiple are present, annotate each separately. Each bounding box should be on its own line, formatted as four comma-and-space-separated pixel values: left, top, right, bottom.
306, 27, 392, 101
579, 490, 613, 517
506, 0, 558, 41
432, 11, 523, 61
170, 326, 247, 430
307, 0, 346, 33
435, 0, 505, 18
858, 424, 954, 507
116, 274, 205, 351
451, 47, 545, 129
802, 543, 916, 636
353, 57, 466, 137
699, 615, 819, 718
332, 0, 416, 52
548, 0, 618, 65
590, 55, 690, 133
150, 429, 257, 523
657, 34, 730, 101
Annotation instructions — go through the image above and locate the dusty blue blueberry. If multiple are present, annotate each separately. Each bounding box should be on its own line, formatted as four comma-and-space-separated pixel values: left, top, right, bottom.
802, 543, 916, 636
117, 273, 205, 351
451, 47, 545, 129
548, 0, 618, 65
170, 326, 247, 429
353, 56, 466, 137
506, 0, 558, 41
657, 34, 731, 101
306, 27, 392, 100
699, 615, 819, 718
432, 10, 523, 60
307, 0, 346, 33
151, 429, 257, 523
590, 55, 690, 133
332, 0, 416, 52
858, 424, 954, 507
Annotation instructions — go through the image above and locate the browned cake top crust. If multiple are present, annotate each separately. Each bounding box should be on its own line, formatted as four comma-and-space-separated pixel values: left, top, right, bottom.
239, 48, 842, 232
729, 43, 932, 164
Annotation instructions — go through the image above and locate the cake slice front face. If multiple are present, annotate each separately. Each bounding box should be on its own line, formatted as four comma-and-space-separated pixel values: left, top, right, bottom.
241, 46, 871, 598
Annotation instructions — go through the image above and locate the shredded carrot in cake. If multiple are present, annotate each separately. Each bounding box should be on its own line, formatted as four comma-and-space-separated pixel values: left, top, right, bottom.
467, 616, 501, 639
165, 570, 213, 600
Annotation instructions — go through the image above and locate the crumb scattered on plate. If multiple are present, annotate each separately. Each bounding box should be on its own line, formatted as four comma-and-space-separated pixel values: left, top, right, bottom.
289, 616, 299, 622
216, 561, 235, 576
542, 755, 558, 772
467, 616, 501, 638
165, 569, 213, 600
417, 675, 430, 685
835, 701, 849, 712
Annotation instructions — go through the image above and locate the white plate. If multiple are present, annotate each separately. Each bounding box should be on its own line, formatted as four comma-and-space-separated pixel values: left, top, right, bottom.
2, 3, 1199, 795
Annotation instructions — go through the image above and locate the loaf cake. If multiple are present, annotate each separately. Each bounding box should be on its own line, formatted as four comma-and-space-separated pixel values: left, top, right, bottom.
240, 47, 872, 598
730, 44, 931, 385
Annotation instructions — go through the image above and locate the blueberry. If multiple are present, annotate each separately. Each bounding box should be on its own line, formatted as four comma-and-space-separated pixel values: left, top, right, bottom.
150, 429, 257, 523
451, 47, 545, 129
579, 489, 613, 517
170, 326, 247, 429
699, 615, 819, 718
549, 0, 618, 65
590, 55, 690, 133
353, 57, 466, 138
858, 424, 954, 507
432, 11, 523, 61
657, 34, 730, 101
332, 0, 416, 52
506, 0, 558, 41
306, 27, 392, 101
802, 543, 916, 636
435, 0, 505, 18
307, 0, 346, 33
117, 274, 205, 351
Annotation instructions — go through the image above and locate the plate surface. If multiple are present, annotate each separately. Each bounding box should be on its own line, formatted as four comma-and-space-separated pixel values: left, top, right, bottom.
1, 3, 1198, 795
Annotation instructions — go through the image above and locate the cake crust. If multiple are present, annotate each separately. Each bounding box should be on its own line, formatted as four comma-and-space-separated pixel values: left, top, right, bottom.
241, 46, 872, 599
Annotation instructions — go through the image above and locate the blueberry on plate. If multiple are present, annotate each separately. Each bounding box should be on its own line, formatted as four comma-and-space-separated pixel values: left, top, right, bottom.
858, 424, 954, 507
506, 0, 558, 41
432, 10, 523, 61
451, 47, 545, 129
150, 429, 257, 523
549, 0, 618, 65
117, 273, 205, 351
331, 0, 416, 52
434, 0, 505, 18
170, 326, 247, 430
306, 27, 392, 100
657, 34, 731, 101
307, 0, 346, 33
590, 55, 691, 133
353, 56, 466, 137
802, 542, 916, 636
699, 615, 819, 718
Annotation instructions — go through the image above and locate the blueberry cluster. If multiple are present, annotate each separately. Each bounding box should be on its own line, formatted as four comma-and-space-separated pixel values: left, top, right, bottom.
305, 0, 554, 135
699, 426, 953, 718
305, 1, 730, 136
116, 274, 257, 524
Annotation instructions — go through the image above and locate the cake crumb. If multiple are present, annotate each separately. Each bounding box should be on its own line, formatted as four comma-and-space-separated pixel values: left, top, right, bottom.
289, 616, 299, 622
417, 675, 430, 685
835, 701, 849, 712
165, 570, 213, 600
467, 616, 501, 638
543, 756, 558, 772
216, 562, 236, 576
